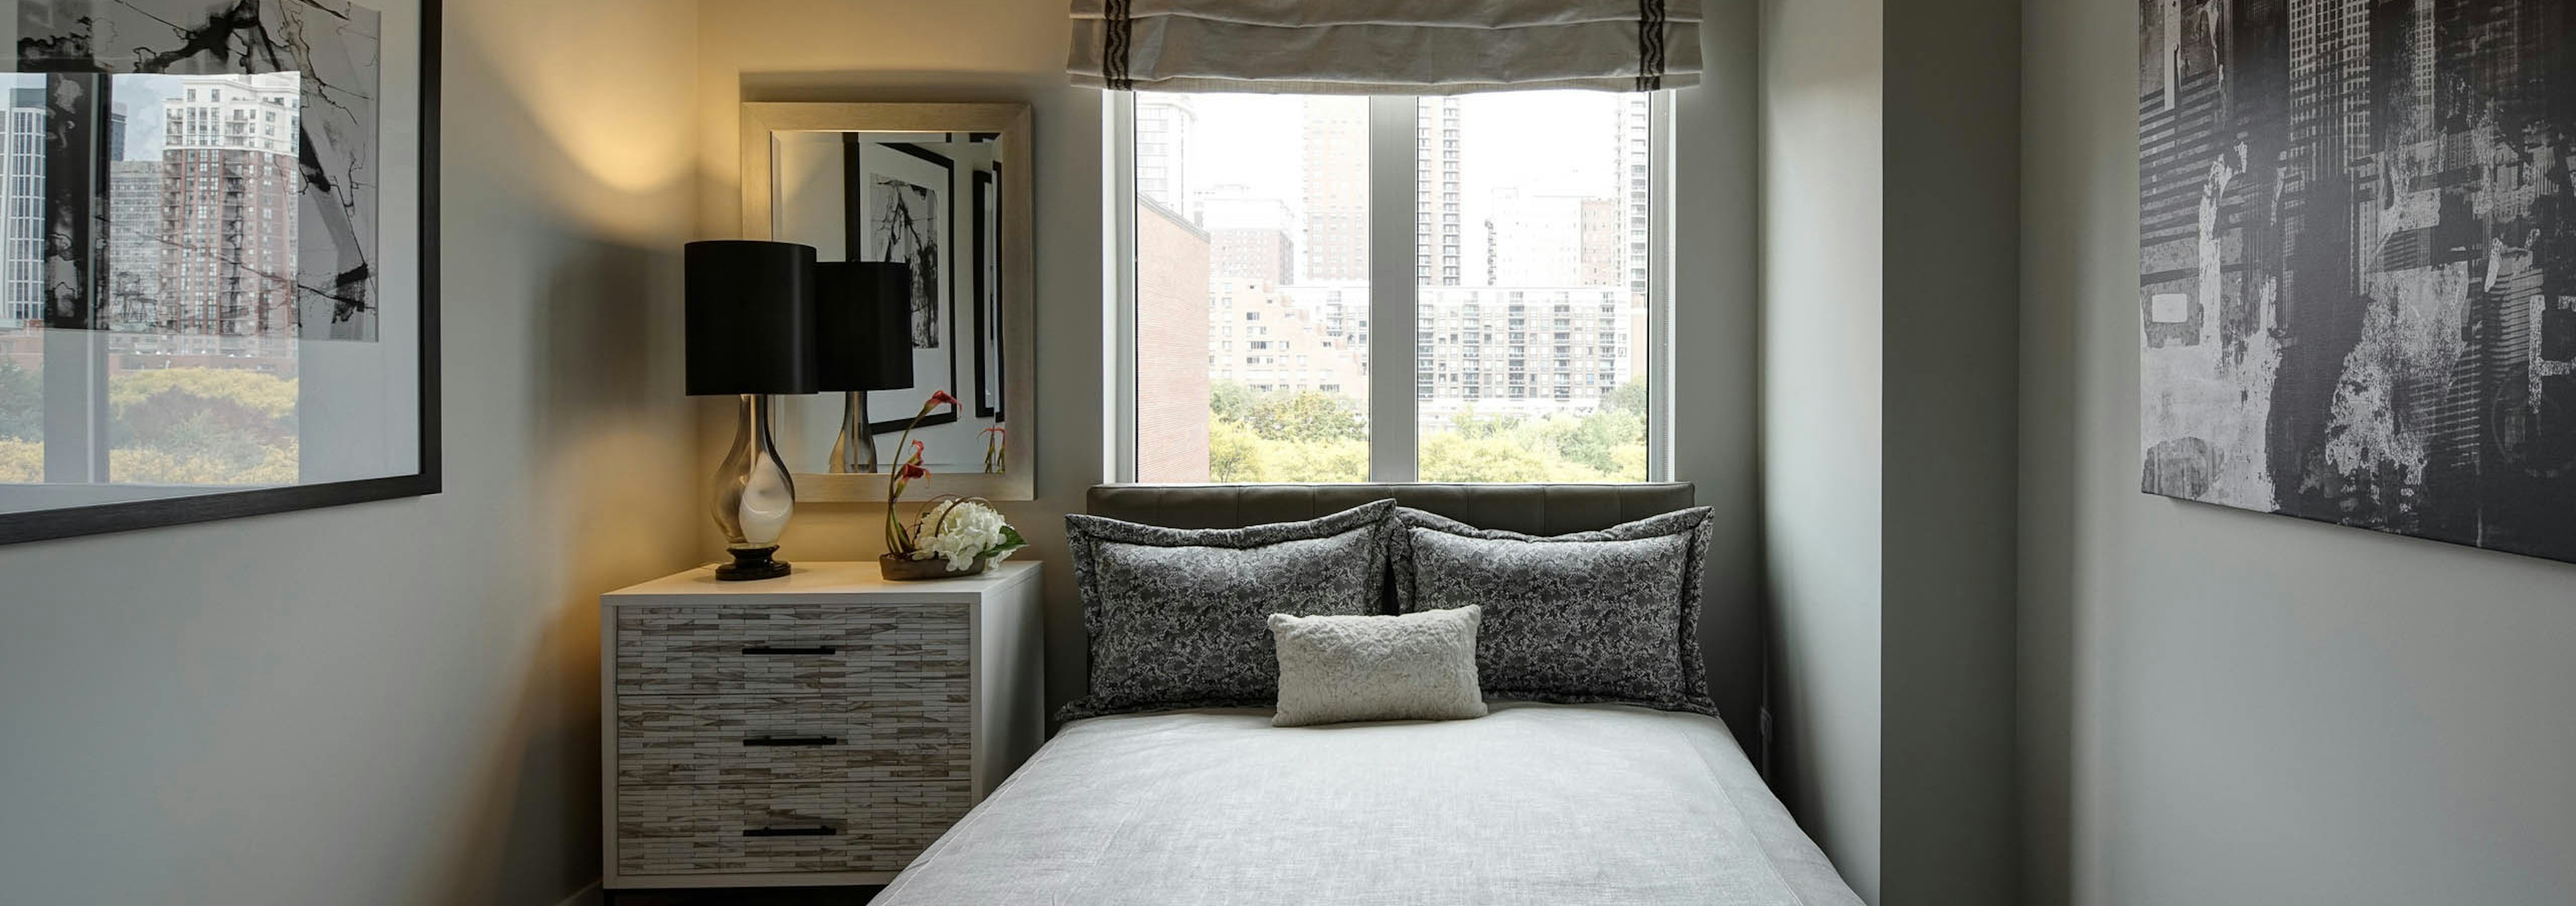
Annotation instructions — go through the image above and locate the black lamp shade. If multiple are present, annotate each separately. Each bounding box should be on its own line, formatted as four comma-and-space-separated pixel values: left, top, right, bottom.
686, 240, 820, 396
814, 260, 916, 392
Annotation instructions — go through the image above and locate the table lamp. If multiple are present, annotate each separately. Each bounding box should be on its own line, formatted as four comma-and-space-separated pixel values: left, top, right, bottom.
686, 240, 818, 581
816, 260, 916, 472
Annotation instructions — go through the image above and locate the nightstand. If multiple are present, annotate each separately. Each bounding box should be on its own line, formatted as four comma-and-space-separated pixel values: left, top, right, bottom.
599, 560, 1043, 891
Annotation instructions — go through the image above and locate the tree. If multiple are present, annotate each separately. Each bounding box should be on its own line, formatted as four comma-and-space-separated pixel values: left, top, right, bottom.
1211, 381, 1364, 443
0, 359, 38, 442
1420, 430, 1607, 483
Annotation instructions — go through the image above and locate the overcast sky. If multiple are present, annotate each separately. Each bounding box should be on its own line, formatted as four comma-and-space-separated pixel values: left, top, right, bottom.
1180, 90, 1625, 232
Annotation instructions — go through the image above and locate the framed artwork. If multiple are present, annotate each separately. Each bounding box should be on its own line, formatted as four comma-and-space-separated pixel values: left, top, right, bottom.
2139, 0, 2576, 563
973, 163, 1004, 419
845, 137, 957, 434
0, 0, 439, 545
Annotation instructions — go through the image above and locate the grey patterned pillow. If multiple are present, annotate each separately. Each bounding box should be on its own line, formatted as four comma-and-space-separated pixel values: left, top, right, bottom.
1389, 507, 1717, 715
1061, 499, 1398, 719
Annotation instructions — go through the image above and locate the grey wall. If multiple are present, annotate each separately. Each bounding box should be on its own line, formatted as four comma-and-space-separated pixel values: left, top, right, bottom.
0, 1, 704, 903
1761, 2, 2025, 899
1758, 0, 1886, 898
690, 0, 1108, 720
1676, 0, 1767, 764
1882, 0, 2021, 903
2021, 1, 2576, 904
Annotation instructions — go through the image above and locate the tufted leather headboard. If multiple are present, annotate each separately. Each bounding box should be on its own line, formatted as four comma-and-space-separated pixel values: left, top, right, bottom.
1083, 483, 1761, 758
1087, 483, 1697, 535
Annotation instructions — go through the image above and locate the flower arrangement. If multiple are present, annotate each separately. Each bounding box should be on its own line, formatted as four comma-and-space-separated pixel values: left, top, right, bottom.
979, 426, 1007, 474
880, 390, 1025, 578
913, 497, 1025, 570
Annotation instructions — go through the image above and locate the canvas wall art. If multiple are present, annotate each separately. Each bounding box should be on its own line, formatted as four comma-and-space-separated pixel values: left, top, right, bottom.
2140, 0, 2576, 562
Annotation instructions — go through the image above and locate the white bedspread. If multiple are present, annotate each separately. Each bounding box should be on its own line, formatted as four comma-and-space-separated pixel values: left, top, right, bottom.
875, 702, 1862, 905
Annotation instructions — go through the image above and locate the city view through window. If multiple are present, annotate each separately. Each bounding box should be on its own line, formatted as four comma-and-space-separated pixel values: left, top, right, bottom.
1134, 91, 1655, 483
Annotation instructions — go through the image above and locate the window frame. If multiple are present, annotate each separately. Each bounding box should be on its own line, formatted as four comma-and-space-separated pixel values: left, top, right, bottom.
1106, 90, 1675, 484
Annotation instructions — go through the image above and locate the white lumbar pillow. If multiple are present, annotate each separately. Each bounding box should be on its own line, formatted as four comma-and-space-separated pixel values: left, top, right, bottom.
1268, 605, 1487, 727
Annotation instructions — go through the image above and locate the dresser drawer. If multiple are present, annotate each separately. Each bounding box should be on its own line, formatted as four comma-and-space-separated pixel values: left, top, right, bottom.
614, 781, 971, 876
616, 693, 969, 787
614, 603, 969, 695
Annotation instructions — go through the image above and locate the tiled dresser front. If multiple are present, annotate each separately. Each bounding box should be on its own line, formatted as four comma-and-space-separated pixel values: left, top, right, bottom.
600, 562, 1042, 889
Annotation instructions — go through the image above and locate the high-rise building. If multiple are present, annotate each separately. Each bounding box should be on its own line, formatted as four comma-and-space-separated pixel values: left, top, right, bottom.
1212, 228, 1295, 286
1485, 189, 1609, 287
1578, 199, 1622, 287
1300, 98, 1366, 282
1615, 94, 1652, 298
160, 73, 301, 339
1280, 283, 1369, 360
1195, 184, 1297, 285
1416, 95, 1462, 285
1, 86, 44, 329
1415, 286, 1632, 417
1135, 96, 1194, 209
106, 160, 164, 332
1210, 277, 1366, 397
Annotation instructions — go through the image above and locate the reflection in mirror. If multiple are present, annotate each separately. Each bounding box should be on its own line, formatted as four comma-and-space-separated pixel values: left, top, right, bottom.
769, 131, 1008, 480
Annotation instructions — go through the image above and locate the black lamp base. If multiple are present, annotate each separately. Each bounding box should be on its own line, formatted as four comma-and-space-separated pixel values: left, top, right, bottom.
716, 546, 792, 581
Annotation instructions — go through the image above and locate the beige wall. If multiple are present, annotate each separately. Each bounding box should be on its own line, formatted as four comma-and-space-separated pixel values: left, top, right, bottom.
0, 1, 703, 903
2023, 1, 2576, 904
694, 0, 1108, 717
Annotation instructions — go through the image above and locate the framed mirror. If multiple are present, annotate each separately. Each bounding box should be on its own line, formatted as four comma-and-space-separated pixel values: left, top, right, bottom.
741, 103, 1032, 502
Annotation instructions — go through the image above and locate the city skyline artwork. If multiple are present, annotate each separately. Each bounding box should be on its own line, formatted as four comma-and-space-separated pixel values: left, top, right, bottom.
17, 0, 381, 342
2140, 0, 2576, 562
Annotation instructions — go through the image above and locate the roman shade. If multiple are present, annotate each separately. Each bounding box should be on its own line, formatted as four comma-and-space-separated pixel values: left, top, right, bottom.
1068, 0, 1701, 94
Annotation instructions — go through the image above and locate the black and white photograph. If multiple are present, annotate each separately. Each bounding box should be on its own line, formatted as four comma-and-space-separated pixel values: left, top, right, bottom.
2139, 0, 2576, 564
863, 142, 949, 350
0, 0, 436, 544
849, 137, 955, 432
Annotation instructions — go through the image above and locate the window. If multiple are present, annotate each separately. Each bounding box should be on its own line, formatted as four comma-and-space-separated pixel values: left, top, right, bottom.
1116, 91, 1668, 484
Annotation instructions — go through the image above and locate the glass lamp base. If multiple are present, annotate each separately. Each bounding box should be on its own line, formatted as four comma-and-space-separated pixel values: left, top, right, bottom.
716, 546, 791, 581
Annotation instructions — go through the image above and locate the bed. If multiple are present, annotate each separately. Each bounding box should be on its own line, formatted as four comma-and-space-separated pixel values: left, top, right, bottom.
875, 702, 1859, 905
875, 484, 1860, 905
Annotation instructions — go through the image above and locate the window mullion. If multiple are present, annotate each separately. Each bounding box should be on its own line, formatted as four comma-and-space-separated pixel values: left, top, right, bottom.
1106, 91, 1140, 483
1646, 91, 1676, 482
1364, 95, 1417, 483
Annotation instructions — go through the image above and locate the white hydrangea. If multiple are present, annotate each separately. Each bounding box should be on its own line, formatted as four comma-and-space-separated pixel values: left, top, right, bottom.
918, 501, 1015, 570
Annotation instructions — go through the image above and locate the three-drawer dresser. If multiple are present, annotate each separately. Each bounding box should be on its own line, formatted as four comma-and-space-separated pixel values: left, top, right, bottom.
599, 560, 1043, 891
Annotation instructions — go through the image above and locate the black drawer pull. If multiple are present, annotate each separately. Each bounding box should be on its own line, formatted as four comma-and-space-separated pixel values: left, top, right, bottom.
740, 644, 836, 656
743, 735, 839, 748
744, 825, 837, 838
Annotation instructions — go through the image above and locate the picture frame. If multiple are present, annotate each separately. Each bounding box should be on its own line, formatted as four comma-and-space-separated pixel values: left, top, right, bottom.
973, 164, 1004, 420
846, 137, 959, 434
0, 0, 441, 546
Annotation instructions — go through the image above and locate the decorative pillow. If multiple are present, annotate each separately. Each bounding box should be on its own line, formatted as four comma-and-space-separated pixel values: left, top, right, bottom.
1269, 606, 1487, 727
1061, 499, 1398, 719
1389, 507, 1717, 715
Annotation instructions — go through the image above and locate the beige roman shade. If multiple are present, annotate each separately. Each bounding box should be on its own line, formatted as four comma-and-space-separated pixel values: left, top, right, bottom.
1068, 0, 1701, 94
